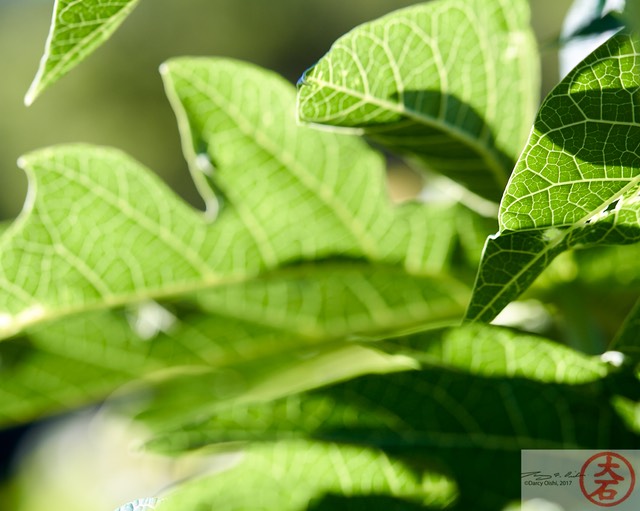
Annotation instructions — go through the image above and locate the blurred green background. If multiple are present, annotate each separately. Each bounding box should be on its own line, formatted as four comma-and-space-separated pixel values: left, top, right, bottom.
0, 0, 573, 220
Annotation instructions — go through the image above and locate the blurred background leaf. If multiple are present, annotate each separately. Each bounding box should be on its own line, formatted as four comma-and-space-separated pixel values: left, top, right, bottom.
0, 0, 574, 220
24, 0, 142, 106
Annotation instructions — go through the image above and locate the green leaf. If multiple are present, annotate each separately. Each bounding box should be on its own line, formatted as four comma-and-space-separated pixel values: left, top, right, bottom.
0, 144, 229, 339
0, 262, 463, 426
25, 0, 141, 105
143, 326, 636, 510
0, 59, 470, 424
2, 59, 468, 340
0, 308, 315, 425
161, 56, 459, 267
297, 0, 539, 201
378, 324, 609, 383
155, 440, 455, 511
467, 32, 640, 322
466, 230, 568, 322
195, 262, 467, 340
126, 341, 419, 437
142, 324, 611, 453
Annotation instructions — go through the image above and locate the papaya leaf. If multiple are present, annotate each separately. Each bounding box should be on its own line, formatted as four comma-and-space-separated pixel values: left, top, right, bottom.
154, 440, 455, 511
0, 308, 334, 425
377, 324, 610, 383
0, 59, 468, 424
25, 0, 141, 105
467, 32, 640, 323
297, 0, 539, 201
141, 324, 612, 454
141, 325, 636, 510
0, 264, 448, 427
2, 59, 469, 341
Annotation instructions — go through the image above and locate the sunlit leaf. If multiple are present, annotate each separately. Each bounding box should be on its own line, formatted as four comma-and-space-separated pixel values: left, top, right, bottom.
467, 32, 640, 322
25, 0, 141, 105
143, 325, 635, 510
0, 271, 433, 427
0, 59, 468, 425
142, 324, 612, 453
3, 59, 467, 341
0, 308, 311, 425
378, 324, 609, 382
297, 0, 539, 201
156, 440, 454, 511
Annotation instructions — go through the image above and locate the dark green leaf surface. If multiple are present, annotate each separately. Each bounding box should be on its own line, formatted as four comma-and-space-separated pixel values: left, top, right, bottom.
611, 298, 640, 360
468, 32, 640, 322
297, 0, 539, 201
143, 325, 611, 452
143, 326, 635, 510
466, 231, 568, 322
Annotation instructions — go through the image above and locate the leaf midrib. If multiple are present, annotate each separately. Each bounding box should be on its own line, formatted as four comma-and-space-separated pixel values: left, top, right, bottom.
302, 77, 509, 190
469, 173, 640, 321
171, 66, 383, 260
153, 427, 585, 452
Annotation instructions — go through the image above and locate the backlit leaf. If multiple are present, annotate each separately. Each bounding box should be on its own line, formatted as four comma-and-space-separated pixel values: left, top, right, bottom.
467, 32, 640, 322
25, 0, 141, 105
143, 325, 635, 510
0, 263, 452, 426
0, 59, 467, 425
156, 441, 453, 511
3, 59, 468, 341
297, 0, 539, 201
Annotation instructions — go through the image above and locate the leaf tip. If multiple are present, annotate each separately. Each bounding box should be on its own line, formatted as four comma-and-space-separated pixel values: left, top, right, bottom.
23, 83, 39, 107
0, 304, 48, 340
16, 156, 28, 169
158, 62, 170, 76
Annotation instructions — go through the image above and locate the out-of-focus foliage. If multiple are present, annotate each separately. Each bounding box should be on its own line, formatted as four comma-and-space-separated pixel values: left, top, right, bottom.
0, 0, 421, 219
0, 0, 573, 220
